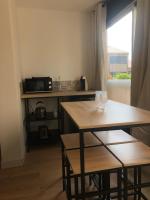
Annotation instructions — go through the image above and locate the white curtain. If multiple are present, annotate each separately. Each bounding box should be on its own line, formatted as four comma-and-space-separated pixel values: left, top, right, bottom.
131, 0, 150, 145
90, 3, 108, 90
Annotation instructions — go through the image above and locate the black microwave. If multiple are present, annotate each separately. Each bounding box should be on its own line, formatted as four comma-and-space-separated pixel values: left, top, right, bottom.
23, 77, 53, 93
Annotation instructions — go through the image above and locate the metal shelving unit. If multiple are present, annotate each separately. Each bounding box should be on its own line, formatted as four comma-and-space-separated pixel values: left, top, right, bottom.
22, 91, 96, 151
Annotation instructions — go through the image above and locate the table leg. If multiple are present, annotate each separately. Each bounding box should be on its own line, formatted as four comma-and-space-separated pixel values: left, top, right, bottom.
66, 158, 71, 199
61, 107, 65, 134
102, 172, 110, 200
98, 173, 102, 199
137, 167, 141, 200
61, 143, 66, 191
25, 99, 30, 152
123, 168, 128, 200
118, 169, 122, 200
57, 97, 61, 135
79, 130, 85, 200
134, 167, 138, 200
74, 176, 79, 200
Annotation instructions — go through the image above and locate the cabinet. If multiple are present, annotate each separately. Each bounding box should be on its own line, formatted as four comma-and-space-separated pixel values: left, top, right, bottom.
22, 91, 95, 151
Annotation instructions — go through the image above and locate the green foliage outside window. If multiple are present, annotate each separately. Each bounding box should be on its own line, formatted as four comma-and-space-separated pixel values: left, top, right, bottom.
113, 73, 131, 80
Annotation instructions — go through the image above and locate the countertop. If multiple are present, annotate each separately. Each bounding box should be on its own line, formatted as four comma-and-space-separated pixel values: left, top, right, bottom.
21, 90, 96, 99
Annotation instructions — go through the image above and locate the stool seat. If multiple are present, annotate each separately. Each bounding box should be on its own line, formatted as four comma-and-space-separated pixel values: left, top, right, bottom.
108, 142, 150, 167
61, 132, 101, 149
66, 146, 122, 174
94, 130, 138, 145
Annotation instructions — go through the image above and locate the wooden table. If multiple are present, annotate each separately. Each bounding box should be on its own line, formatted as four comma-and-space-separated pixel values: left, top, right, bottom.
61, 100, 150, 199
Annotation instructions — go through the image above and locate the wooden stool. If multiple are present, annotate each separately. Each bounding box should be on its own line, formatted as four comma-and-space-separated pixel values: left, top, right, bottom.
66, 146, 122, 199
107, 142, 150, 199
61, 132, 101, 150
60, 132, 102, 191
94, 130, 138, 145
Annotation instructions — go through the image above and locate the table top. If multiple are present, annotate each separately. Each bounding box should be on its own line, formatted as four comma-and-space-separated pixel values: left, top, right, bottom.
61, 100, 150, 130
21, 90, 95, 99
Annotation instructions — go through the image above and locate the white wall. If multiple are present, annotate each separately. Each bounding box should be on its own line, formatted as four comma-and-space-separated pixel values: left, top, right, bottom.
0, 2, 91, 168
0, 0, 25, 168
17, 7, 91, 81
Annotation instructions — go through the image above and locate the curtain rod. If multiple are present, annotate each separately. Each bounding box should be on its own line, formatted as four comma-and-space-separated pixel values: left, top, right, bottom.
92, 0, 109, 12
92, 0, 109, 13
98, 0, 110, 7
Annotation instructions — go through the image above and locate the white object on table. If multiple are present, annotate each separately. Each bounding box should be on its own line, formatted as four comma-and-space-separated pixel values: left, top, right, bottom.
95, 91, 108, 111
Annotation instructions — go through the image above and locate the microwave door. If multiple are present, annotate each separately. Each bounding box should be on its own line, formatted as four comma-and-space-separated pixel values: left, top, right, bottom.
35, 80, 45, 91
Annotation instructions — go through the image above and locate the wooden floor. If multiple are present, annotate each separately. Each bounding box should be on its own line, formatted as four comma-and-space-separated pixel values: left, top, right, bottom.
0, 145, 67, 200
0, 145, 150, 200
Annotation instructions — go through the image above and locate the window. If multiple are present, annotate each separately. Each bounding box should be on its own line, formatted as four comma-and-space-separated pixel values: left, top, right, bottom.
107, 12, 133, 79
109, 55, 128, 65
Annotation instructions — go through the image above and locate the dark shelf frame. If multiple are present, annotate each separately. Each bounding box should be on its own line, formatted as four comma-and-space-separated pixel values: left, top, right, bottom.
24, 94, 95, 152
27, 112, 59, 122
28, 128, 60, 146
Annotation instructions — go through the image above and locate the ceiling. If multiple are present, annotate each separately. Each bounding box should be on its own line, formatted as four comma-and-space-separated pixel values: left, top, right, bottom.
16, 0, 100, 12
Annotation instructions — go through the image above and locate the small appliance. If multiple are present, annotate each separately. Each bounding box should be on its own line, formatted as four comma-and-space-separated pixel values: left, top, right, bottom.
80, 76, 88, 91
35, 101, 46, 119
23, 77, 52, 93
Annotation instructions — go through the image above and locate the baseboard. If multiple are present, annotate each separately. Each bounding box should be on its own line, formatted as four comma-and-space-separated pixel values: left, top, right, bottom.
1, 159, 24, 169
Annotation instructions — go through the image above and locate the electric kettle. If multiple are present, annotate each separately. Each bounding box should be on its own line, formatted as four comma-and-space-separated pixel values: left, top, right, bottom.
35, 101, 46, 119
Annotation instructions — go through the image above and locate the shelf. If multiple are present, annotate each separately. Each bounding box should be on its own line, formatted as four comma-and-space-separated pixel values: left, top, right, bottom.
29, 128, 59, 134
26, 112, 59, 122
28, 129, 60, 146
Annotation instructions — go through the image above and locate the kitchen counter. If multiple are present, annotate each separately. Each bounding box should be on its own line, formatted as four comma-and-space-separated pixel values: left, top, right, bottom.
21, 90, 95, 99
22, 90, 96, 151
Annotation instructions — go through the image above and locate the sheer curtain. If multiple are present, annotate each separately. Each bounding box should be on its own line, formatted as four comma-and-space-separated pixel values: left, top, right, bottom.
131, 0, 150, 145
90, 3, 108, 90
